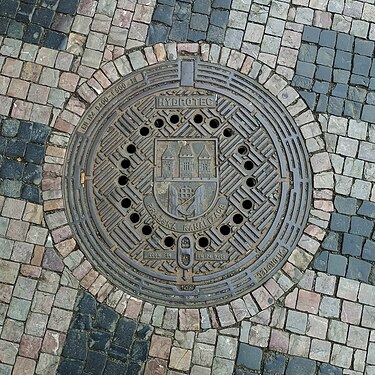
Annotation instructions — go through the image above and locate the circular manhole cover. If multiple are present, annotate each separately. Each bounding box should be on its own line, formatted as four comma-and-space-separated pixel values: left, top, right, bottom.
64, 59, 311, 307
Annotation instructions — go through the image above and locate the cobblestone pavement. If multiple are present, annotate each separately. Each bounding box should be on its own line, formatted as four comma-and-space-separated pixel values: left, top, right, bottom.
1, 0, 375, 374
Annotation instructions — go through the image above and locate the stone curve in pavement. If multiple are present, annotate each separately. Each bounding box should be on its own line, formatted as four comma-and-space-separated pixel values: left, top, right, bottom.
43, 42, 333, 329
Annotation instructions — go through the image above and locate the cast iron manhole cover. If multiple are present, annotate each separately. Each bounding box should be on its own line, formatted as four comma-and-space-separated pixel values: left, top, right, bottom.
64, 59, 311, 307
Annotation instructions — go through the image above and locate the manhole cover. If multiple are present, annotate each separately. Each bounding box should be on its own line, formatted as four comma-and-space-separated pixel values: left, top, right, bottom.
64, 59, 311, 307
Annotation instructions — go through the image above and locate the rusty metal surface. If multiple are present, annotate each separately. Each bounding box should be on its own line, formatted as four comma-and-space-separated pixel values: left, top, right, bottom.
63, 60, 312, 307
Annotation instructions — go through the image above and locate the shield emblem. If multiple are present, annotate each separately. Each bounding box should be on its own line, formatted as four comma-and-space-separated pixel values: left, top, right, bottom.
154, 138, 219, 220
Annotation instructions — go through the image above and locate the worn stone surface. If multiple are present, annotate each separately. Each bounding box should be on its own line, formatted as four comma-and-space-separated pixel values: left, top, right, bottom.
1, 1, 375, 375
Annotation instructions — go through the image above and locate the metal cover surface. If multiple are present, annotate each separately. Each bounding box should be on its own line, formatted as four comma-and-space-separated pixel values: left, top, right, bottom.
64, 59, 312, 307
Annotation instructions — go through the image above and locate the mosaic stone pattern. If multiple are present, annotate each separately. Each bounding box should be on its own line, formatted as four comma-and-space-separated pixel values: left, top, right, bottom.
0, 0, 80, 51
57, 291, 347, 375
314, 197, 375, 283
293, 26, 375, 121
147, 0, 234, 45
235, 345, 344, 374
57, 292, 153, 375
1, 0, 375, 374
0, 116, 49, 203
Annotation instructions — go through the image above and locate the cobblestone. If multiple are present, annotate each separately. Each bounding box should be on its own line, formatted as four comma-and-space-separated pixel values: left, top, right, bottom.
147, 0, 232, 45
0, 2, 375, 374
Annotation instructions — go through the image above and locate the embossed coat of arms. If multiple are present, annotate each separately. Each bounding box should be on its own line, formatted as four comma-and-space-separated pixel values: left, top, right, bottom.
154, 139, 219, 220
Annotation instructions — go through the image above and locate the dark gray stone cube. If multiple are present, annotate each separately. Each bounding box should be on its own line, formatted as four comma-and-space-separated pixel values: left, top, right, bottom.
327, 254, 347, 276
292, 75, 313, 90
190, 13, 209, 31
300, 91, 316, 109
1, 119, 19, 137
332, 84, 348, 98
334, 50, 352, 70
169, 20, 189, 41
0, 159, 24, 180
212, 0, 231, 9
313, 251, 329, 272
342, 233, 363, 257
351, 217, 374, 237
334, 196, 357, 215
299, 44, 318, 63
316, 94, 328, 112
317, 47, 335, 66
362, 105, 375, 123
353, 55, 371, 76
319, 30, 337, 48
333, 69, 350, 84
344, 100, 362, 119
322, 231, 340, 251
313, 81, 329, 94
237, 344, 263, 370
62, 330, 88, 360
296, 61, 316, 79
355, 39, 374, 56
84, 351, 107, 375
207, 24, 226, 43
363, 240, 375, 261
210, 9, 229, 27
370, 61, 375, 77
346, 257, 371, 282
358, 201, 375, 218
319, 363, 343, 375
188, 30, 206, 42
337, 33, 354, 52
93, 305, 119, 332
264, 353, 287, 374
351, 74, 369, 86
286, 357, 316, 375
367, 92, 375, 105
348, 87, 367, 102
328, 96, 344, 116
152, 4, 174, 26
192, 0, 211, 14
315, 65, 332, 81
302, 26, 321, 43
146, 24, 169, 45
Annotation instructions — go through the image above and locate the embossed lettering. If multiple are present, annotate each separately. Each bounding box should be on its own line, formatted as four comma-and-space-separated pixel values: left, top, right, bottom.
254, 248, 288, 281
155, 95, 216, 109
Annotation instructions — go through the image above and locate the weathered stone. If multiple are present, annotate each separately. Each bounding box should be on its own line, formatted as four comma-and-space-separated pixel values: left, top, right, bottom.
169, 347, 192, 371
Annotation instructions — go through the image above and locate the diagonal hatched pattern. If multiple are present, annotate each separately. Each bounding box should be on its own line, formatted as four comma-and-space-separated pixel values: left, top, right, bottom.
64, 60, 311, 307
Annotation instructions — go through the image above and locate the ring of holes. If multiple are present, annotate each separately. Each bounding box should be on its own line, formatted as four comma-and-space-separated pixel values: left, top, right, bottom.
121, 115, 259, 243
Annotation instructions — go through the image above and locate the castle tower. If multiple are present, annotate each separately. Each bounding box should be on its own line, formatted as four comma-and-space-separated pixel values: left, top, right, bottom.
198, 145, 211, 178
179, 143, 194, 178
161, 145, 175, 178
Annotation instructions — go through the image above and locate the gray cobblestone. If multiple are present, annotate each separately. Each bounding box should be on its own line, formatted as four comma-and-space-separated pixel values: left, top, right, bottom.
346, 257, 371, 282
334, 196, 357, 215
328, 254, 347, 276
286, 311, 307, 334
